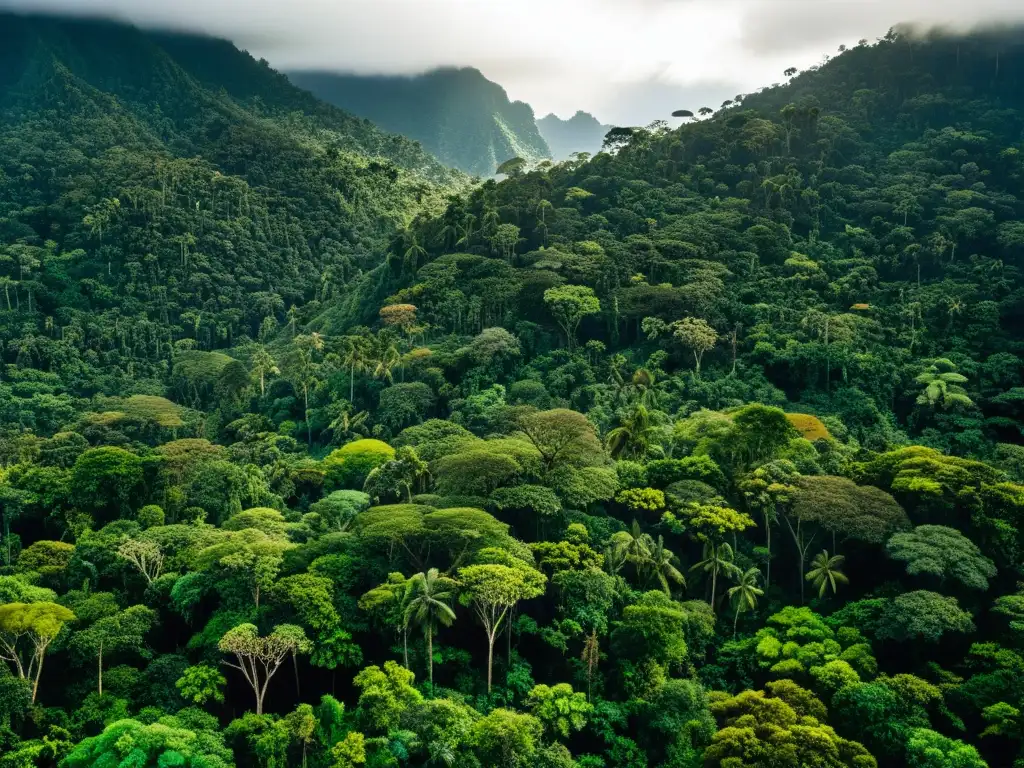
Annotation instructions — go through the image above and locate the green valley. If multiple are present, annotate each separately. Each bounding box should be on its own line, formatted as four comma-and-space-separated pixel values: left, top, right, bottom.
2, 13, 1024, 768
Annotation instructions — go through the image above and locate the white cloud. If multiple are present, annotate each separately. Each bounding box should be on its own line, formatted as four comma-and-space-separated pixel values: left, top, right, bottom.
3, 0, 1024, 122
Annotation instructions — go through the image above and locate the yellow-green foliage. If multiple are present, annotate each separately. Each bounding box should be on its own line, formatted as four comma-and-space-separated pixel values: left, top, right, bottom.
85, 395, 185, 429
786, 413, 831, 442
120, 395, 185, 428
615, 487, 666, 513
16, 540, 75, 576
223, 507, 289, 537
174, 350, 234, 382
323, 439, 395, 490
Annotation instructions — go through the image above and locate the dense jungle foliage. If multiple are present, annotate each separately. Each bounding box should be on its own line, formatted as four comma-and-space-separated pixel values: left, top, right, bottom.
5, 14, 1024, 768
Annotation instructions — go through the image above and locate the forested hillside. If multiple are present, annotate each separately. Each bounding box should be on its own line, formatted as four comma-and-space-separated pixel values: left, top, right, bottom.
0, 12, 460, 410
5, 19, 1024, 768
289, 67, 551, 177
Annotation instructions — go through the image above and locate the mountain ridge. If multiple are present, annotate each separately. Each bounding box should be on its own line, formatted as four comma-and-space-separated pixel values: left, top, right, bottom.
0, 12, 461, 396
288, 65, 552, 176
537, 109, 614, 160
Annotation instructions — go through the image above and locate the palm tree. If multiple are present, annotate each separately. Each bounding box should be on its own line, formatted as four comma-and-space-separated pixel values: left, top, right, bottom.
605, 404, 664, 460
611, 520, 653, 583
691, 542, 740, 613
805, 551, 849, 598
329, 408, 369, 445
404, 568, 458, 685
0, 276, 13, 311
649, 536, 685, 596
403, 238, 427, 273
373, 343, 401, 384
456, 214, 477, 248
250, 345, 279, 397
627, 368, 658, 407
727, 567, 764, 636
603, 542, 628, 577
341, 336, 371, 403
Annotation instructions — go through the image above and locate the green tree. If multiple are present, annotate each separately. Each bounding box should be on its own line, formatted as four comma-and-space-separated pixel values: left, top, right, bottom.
690, 541, 740, 612
62, 716, 233, 768
458, 560, 547, 692
806, 550, 849, 598
331, 732, 367, 768
175, 664, 227, 705
518, 409, 604, 475
673, 317, 718, 375
877, 591, 975, 643
250, 345, 280, 397
705, 685, 875, 768
471, 708, 543, 768
218, 623, 311, 715
606, 404, 665, 460
526, 683, 592, 739
341, 336, 372, 404
727, 567, 764, 636
648, 535, 686, 596
0, 601, 75, 703
116, 538, 164, 584
364, 446, 428, 503
543, 285, 600, 350
71, 604, 156, 696
491, 223, 522, 262
886, 525, 997, 590
404, 568, 458, 685
287, 333, 327, 444
352, 660, 422, 732
915, 358, 974, 410
70, 447, 146, 525
906, 727, 987, 768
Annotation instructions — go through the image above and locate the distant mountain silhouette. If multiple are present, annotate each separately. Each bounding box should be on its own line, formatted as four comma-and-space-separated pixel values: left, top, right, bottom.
290, 67, 551, 176
537, 110, 613, 160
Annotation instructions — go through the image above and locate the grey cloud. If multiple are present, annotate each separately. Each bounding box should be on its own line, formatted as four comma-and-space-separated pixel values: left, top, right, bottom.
593, 77, 741, 127
4, 0, 1024, 124
740, 0, 1024, 55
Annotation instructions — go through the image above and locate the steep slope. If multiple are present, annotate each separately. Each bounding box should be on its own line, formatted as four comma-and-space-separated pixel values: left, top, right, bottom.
390, 28, 1024, 459
289, 66, 551, 176
0, 13, 461, 399
537, 110, 613, 160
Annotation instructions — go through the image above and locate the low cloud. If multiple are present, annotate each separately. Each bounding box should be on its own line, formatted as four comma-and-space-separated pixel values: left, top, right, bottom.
740, 0, 1024, 55
3, 0, 1024, 122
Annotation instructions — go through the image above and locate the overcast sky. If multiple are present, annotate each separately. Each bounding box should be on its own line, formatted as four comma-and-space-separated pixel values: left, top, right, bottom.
4, 0, 1024, 125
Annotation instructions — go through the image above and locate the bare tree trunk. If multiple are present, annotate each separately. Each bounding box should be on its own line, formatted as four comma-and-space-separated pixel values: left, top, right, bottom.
710, 563, 718, 613
32, 655, 44, 704
487, 632, 495, 693
427, 625, 433, 686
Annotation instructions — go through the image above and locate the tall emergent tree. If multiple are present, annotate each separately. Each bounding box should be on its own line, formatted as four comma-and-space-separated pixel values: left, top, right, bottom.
543, 285, 600, 350
404, 568, 458, 685
0, 602, 75, 703
459, 558, 546, 692
218, 623, 311, 715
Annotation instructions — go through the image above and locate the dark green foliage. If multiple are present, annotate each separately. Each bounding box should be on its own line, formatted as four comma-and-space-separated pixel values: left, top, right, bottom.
5, 20, 1024, 768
